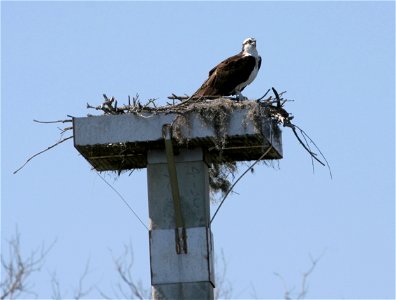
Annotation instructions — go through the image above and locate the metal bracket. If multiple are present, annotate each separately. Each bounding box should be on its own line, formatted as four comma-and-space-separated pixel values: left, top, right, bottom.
175, 227, 188, 254
162, 124, 187, 254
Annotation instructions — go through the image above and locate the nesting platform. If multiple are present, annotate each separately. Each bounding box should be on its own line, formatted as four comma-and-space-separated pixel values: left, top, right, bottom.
73, 105, 283, 171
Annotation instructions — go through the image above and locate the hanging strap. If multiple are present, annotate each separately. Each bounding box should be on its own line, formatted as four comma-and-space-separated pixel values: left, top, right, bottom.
162, 124, 187, 254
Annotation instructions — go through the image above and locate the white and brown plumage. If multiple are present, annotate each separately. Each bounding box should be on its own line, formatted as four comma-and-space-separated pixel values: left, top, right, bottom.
193, 37, 261, 100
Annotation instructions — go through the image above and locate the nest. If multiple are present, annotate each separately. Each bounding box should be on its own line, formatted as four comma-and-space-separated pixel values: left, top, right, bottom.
86, 93, 291, 196
15, 89, 331, 218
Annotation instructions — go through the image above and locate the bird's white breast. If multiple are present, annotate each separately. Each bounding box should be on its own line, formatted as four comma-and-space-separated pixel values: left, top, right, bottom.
245, 56, 260, 85
235, 54, 260, 92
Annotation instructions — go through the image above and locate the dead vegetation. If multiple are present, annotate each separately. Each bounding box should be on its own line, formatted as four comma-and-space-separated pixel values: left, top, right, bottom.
14, 88, 331, 210
84, 90, 293, 196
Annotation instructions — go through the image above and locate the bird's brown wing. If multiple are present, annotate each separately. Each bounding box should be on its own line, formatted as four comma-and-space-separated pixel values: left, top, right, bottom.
193, 54, 257, 98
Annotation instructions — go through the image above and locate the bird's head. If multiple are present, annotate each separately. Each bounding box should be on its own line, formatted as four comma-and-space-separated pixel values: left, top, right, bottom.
242, 37, 258, 55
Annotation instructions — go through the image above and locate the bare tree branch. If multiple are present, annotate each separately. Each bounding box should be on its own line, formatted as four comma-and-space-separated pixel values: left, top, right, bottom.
273, 271, 292, 300
297, 250, 326, 300
105, 243, 150, 300
50, 271, 62, 300
73, 260, 93, 300
0, 229, 55, 300
50, 259, 95, 300
274, 252, 325, 300
214, 249, 233, 300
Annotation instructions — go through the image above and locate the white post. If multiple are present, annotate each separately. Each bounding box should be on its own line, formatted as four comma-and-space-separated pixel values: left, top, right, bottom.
72, 105, 283, 299
147, 148, 215, 299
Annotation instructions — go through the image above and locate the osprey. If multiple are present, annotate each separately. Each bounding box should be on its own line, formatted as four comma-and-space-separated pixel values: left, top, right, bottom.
193, 37, 261, 100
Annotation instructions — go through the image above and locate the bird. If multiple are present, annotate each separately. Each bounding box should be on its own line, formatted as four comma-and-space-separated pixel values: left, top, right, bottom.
192, 37, 261, 101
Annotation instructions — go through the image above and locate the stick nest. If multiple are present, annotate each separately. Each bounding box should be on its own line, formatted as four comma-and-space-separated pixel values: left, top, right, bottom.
87, 92, 291, 196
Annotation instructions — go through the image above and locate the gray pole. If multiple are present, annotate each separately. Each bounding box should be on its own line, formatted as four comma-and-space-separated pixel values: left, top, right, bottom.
73, 104, 283, 300
147, 148, 215, 299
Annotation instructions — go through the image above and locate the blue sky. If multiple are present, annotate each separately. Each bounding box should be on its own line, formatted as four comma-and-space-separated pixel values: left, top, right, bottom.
1, 1, 395, 299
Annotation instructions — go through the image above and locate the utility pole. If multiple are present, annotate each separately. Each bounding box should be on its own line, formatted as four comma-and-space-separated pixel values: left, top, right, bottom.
73, 104, 282, 299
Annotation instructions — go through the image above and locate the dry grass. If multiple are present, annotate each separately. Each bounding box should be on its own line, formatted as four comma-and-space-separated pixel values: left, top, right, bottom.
165, 98, 282, 195
87, 95, 288, 196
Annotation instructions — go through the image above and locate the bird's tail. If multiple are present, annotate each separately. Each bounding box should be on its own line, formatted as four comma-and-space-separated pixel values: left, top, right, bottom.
191, 78, 221, 99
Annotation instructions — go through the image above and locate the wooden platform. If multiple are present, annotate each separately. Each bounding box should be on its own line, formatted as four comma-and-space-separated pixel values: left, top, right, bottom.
73, 107, 282, 171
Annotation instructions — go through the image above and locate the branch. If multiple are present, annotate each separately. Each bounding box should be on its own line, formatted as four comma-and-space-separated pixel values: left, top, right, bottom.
288, 124, 325, 166
13, 136, 73, 174
73, 260, 93, 300
273, 272, 292, 300
255, 89, 288, 105
84, 90, 330, 181
0, 229, 55, 300
295, 125, 333, 179
111, 243, 150, 300
214, 249, 233, 300
254, 88, 271, 101
298, 126, 316, 174
167, 94, 190, 100
284, 122, 332, 178
297, 251, 326, 299
87, 94, 161, 115
50, 271, 62, 300
58, 126, 73, 134
274, 252, 325, 300
167, 94, 238, 103
33, 119, 72, 124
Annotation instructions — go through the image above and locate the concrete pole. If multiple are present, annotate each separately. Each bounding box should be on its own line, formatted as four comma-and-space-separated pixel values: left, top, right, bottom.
72, 106, 283, 300
147, 148, 215, 299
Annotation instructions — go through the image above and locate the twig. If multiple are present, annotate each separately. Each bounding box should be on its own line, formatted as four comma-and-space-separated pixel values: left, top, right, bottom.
86, 90, 331, 179
255, 88, 271, 101
295, 125, 333, 179
285, 123, 325, 167
273, 272, 292, 300
142, 98, 158, 109
50, 271, 62, 300
299, 126, 315, 174
73, 260, 93, 300
111, 243, 150, 300
274, 251, 325, 300
297, 250, 326, 299
33, 119, 72, 124
272, 86, 283, 108
285, 121, 332, 178
214, 249, 233, 299
167, 94, 190, 100
58, 126, 73, 134
167, 94, 238, 104
13, 136, 73, 174
1, 229, 56, 300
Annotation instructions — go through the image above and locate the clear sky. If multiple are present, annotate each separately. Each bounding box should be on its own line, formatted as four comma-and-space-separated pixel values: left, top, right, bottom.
2, 1, 395, 299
